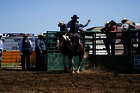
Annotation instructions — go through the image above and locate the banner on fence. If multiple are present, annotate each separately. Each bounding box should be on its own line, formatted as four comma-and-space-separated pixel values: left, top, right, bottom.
133, 55, 140, 69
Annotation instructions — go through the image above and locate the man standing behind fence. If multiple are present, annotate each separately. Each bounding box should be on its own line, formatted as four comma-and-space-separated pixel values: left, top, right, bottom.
121, 18, 135, 55
35, 33, 46, 71
109, 20, 117, 55
101, 21, 111, 55
0, 34, 3, 68
19, 34, 33, 70
101, 20, 117, 55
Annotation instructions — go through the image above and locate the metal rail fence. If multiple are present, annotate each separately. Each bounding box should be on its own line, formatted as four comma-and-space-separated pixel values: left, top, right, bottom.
1, 30, 140, 70
46, 30, 140, 71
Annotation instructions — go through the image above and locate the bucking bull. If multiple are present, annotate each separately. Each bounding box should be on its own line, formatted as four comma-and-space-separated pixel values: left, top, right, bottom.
59, 33, 88, 74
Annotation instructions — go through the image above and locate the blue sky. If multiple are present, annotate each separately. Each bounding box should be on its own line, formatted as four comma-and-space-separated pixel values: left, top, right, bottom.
0, 0, 140, 34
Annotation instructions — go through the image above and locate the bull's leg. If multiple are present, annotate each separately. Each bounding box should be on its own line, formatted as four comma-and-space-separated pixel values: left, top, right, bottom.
72, 58, 75, 74
63, 55, 67, 72
68, 56, 75, 74
77, 55, 83, 73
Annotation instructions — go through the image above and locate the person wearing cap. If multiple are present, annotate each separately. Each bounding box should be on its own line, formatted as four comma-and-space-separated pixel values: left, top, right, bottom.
35, 33, 46, 71
101, 21, 111, 55
58, 21, 67, 32
56, 21, 67, 48
121, 18, 136, 55
0, 34, 3, 68
19, 34, 33, 70
66, 14, 91, 45
101, 20, 117, 55
109, 20, 117, 55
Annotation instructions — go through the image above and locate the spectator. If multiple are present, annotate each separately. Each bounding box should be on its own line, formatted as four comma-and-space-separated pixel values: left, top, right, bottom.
0, 34, 3, 68
121, 18, 135, 55
109, 20, 117, 55
101, 21, 111, 55
19, 34, 33, 70
35, 33, 47, 71
101, 20, 117, 55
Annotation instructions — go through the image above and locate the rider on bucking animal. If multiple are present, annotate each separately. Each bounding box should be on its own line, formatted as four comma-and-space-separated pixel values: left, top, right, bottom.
66, 14, 91, 46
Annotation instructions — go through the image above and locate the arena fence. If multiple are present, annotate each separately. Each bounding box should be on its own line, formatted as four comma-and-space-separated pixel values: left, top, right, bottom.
46, 30, 140, 71
1, 30, 140, 71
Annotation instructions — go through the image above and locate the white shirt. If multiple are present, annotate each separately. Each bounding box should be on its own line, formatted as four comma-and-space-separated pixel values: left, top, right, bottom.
0, 39, 3, 52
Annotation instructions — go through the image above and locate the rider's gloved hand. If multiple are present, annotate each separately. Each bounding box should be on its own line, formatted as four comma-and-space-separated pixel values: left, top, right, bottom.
88, 19, 91, 23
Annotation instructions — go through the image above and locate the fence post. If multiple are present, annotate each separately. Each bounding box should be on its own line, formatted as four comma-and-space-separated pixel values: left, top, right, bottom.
46, 31, 48, 71
92, 32, 96, 55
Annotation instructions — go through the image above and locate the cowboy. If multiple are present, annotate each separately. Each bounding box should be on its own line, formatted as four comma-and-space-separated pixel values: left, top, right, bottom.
56, 21, 67, 48
19, 34, 33, 70
0, 33, 3, 68
35, 33, 46, 71
101, 20, 117, 55
121, 18, 136, 55
58, 21, 67, 32
66, 14, 91, 45
109, 20, 117, 55
101, 21, 111, 55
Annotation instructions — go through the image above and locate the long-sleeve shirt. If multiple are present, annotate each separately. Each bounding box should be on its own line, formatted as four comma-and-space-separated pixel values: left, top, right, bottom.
35, 39, 46, 51
110, 25, 117, 33
66, 21, 89, 33
19, 39, 33, 54
0, 39, 3, 52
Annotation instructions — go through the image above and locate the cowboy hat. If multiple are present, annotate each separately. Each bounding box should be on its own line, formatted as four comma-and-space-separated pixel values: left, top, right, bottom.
38, 33, 44, 37
121, 18, 128, 23
71, 14, 79, 19
106, 21, 110, 24
23, 34, 28, 37
122, 18, 128, 21
58, 21, 64, 24
109, 20, 117, 25
58, 21, 64, 26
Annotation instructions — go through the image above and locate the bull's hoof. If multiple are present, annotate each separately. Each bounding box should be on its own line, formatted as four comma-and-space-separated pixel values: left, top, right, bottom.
72, 71, 75, 74
76, 70, 80, 74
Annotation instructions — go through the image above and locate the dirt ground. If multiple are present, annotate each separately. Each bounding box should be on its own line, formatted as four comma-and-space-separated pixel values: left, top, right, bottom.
0, 69, 140, 93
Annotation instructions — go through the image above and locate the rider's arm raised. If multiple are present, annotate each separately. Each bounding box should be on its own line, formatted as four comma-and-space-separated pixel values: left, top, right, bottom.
79, 19, 91, 28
